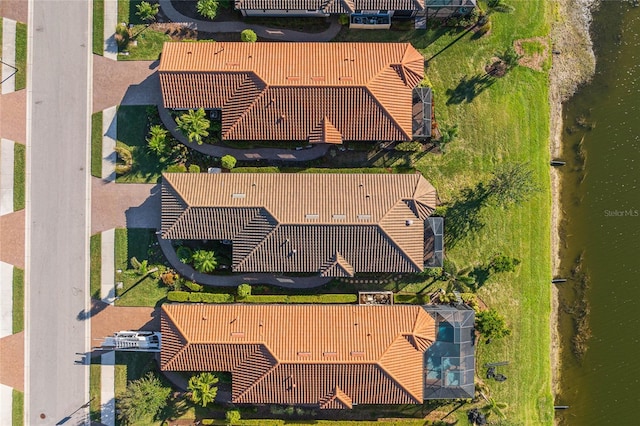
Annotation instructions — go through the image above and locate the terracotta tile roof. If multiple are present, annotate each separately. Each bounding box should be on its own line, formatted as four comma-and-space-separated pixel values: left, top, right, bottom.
161, 173, 438, 276
159, 42, 424, 143
161, 304, 436, 407
234, 0, 426, 13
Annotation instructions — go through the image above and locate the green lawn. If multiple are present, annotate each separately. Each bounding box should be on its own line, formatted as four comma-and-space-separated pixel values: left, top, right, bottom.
15, 22, 27, 90
90, 364, 101, 422
13, 143, 25, 211
13, 390, 23, 426
116, 105, 166, 183
119, 26, 173, 61
93, 0, 104, 55
114, 352, 160, 425
232, 167, 393, 174
92, 112, 103, 178
90, 234, 102, 299
13, 267, 24, 333
114, 228, 169, 306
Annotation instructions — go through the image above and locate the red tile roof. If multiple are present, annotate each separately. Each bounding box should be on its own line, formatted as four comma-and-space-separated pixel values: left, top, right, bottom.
159, 42, 424, 143
161, 173, 438, 276
161, 304, 436, 407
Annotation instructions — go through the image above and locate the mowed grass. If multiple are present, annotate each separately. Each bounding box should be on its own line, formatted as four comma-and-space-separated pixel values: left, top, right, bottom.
13, 390, 23, 426
93, 0, 104, 55
13, 267, 24, 333
116, 105, 165, 183
92, 112, 103, 178
13, 143, 25, 211
15, 22, 27, 90
90, 364, 101, 422
114, 228, 168, 307
90, 233, 102, 299
341, 3, 553, 424
119, 26, 172, 61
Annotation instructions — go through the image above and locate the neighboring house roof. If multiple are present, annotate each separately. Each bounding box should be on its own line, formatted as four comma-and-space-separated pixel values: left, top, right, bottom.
159, 42, 424, 143
233, 0, 475, 12
161, 173, 438, 276
161, 303, 437, 407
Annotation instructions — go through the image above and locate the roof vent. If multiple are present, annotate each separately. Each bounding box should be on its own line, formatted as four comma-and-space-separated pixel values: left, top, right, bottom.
305, 214, 319, 220
297, 351, 312, 357
350, 351, 365, 357
365, 194, 371, 199
357, 214, 371, 220
406, 220, 413, 226
230, 332, 245, 338
291, 249, 297, 255
340, 76, 353, 81
323, 351, 337, 357
332, 214, 346, 220
286, 76, 301, 81
232, 193, 246, 199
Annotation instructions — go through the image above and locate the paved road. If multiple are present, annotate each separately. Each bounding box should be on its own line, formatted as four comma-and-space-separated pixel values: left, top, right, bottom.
26, 0, 92, 424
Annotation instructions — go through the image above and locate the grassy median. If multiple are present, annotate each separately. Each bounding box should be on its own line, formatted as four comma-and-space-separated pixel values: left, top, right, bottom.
13, 267, 24, 333
13, 143, 25, 211
93, 0, 104, 55
91, 112, 103, 178
15, 22, 27, 90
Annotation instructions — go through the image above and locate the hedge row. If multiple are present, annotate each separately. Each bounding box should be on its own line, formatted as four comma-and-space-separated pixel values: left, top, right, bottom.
167, 292, 357, 304
167, 291, 234, 303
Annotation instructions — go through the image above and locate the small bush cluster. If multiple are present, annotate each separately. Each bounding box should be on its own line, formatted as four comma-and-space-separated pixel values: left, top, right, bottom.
167, 291, 235, 303
395, 141, 423, 152
184, 281, 203, 292
115, 146, 133, 174
240, 29, 257, 42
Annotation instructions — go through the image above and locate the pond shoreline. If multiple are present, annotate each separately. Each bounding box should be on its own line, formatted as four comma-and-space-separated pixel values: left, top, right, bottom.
548, 0, 598, 401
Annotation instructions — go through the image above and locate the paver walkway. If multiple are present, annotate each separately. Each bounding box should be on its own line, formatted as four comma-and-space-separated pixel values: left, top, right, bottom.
1, 17, 16, 94
103, 0, 118, 60
0, 261, 12, 338
0, 90, 26, 142
90, 301, 158, 342
102, 106, 117, 181
159, 107, 330, 162
0, 210, 24, 268
0, 138, 14, 215
158, 0, 342, 42
101, 229, 116, 304
0, 331, 23, 390
100, 351, 115, 426
0, 1, 28, 23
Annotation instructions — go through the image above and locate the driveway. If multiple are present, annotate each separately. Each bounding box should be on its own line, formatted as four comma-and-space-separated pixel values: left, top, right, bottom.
91, 178, 160, 234
0, 210, 24, 269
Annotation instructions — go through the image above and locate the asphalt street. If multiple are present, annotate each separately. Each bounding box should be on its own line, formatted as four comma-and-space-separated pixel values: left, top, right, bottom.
26, 1, 92, 424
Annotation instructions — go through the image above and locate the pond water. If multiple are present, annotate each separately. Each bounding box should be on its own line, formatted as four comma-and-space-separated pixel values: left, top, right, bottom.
556, 2, 640, 424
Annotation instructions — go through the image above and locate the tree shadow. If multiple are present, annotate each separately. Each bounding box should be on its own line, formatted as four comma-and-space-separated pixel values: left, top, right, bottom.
443, 184, 489, 249
77, 299, 109, 321
158, 394, 190, 423
445, 73, 496, 105
470, 265, 492, 289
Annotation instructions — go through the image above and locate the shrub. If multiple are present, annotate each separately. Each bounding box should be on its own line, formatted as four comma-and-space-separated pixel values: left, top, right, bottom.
116, 372, 171, 424
221, 154, 237, 170
175, 246, 193, 263
338, 14, 350, 25
160, 270, 179, 286
175, 108, 210, 144
395, 141, 423, 152
241, 29, 257, 42
188, 292, 203, 302
166, 164, 187, 173
136, 1, 160, 22
115, 146, 133, 175
115, 23, 130, 48
488, 254, 521, 273
189, 372, 218, 408
191, 250, 218, 273
197, 0, 219, 20
147, 125, 169, 157
167, 291, 190, 302
200, 293, 234, 303
184, 281, 203, 292
237, 283, 251, 299
226, 410, 241, 424
418, 75, 433, 88
476, 309, 511, 340
188, 164, 201, 173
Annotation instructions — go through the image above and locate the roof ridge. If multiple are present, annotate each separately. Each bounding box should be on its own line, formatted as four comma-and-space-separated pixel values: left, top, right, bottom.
377, 203, 424, 271
233, 222, 281, 271
232, 346, 280, 403
222, 74, 268, 140
364, 86, 411, 141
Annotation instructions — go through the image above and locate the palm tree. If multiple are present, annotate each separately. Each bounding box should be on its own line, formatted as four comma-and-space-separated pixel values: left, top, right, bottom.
175, 109, 210, 145
188, 372, 219, 408
136, 1, 160, 23
497, 46, 523, 72
487, 0, 515, 14
482, 397, 508, 419
442, 259, 476, 293
437, 124, 459, 153
191, 250, 218, 273
146, 125, 169, 157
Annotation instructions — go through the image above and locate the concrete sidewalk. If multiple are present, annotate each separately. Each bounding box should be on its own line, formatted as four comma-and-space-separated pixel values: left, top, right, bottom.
100, 351, 115, 426
103, 0, 118, 60
0, 261, 13, 338
0, 139, 14, 215
158, 0, 342, 42
1, 17, 16, 94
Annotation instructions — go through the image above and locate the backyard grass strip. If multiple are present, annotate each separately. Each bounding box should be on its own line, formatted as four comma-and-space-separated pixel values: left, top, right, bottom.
119, 26, 172, 61
13, 143, 25, 211
13, 267, 24, 333
14, 22, 27, 91
12, 390, 23, 426
90, 364, 101, 422
116, 106, 165, 183
91, 112, 103, 178
90, 234, 101, 299
93, 0, 104, 55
